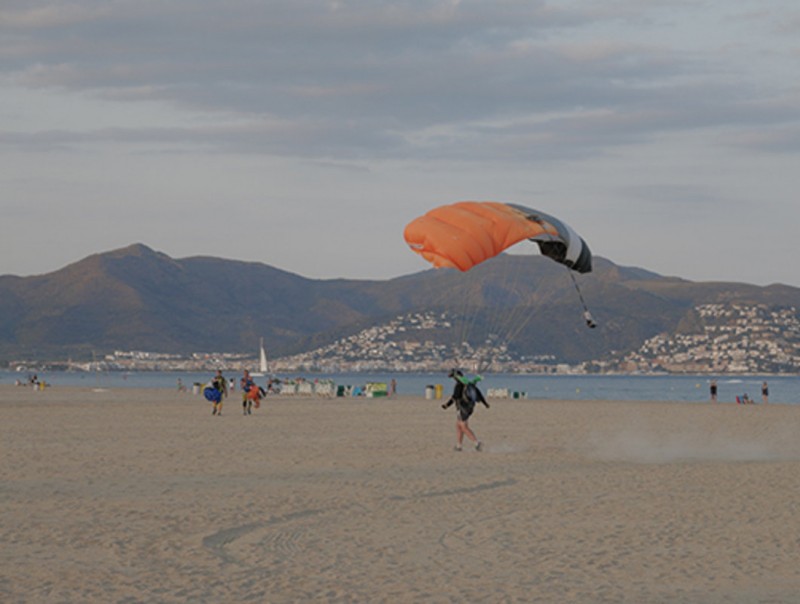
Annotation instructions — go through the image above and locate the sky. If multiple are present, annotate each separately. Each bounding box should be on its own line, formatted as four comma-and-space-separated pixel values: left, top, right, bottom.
2, 0, 800, 286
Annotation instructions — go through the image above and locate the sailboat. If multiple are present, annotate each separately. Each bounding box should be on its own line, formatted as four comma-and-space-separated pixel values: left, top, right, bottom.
252, 338, 269, 377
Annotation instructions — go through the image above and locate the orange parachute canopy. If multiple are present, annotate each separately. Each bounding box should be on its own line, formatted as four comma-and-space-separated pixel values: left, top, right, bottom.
403, 201, 592, 273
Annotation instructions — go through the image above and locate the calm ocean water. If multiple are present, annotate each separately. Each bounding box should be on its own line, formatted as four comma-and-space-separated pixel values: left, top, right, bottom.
3, 370, 799, 404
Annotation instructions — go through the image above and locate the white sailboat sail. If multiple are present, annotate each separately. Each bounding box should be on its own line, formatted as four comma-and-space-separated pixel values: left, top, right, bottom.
259, 339, 268, 374
253, 338, 268, 376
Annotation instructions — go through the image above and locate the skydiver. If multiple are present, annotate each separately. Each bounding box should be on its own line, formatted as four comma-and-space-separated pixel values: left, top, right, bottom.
442, 369, 489, 451
241, 369, 255, 415
205, 370, 228, 416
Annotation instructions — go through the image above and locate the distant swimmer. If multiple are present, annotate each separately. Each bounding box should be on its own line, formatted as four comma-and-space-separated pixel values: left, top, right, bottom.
442, 369, 489, 451
205, 370, 228, 416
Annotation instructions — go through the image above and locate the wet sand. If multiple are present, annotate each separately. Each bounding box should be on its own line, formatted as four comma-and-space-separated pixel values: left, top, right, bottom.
2, 385, 800, 603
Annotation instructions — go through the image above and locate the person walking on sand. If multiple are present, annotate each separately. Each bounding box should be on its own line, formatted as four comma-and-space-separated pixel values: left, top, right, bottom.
204, 370, 228, 416
710, 380, 718, 403
442, 369, 489, 451
241, 369, 256, 415
762, 381, 769, 404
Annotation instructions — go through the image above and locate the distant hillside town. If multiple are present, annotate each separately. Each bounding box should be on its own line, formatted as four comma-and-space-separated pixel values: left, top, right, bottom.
10, 303, 800, 375
609, 304, 800, 374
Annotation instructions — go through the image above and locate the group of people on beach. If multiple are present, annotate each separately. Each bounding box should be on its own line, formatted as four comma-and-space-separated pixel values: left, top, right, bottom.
710, 379, 769, 404
200, 365, 491, 452
203, 369, 266, 416
200, 368, 781, 449
15, 374, 47, 389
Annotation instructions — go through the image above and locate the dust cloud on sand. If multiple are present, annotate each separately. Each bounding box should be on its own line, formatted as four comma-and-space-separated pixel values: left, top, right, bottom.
584, 412, 800, 463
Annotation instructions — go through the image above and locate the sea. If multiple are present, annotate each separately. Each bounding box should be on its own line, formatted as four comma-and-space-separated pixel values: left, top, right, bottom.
3, 370, 799, 405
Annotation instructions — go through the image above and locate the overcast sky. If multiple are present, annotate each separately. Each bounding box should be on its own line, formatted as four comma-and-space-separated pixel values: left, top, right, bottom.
2, 1, 799, 286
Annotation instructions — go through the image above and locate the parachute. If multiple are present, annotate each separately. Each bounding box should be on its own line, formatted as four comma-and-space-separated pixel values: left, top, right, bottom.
246, 384, 265, 408
403, 201, 592, 274
403, 202, 596, 370
203, 384, 223, 403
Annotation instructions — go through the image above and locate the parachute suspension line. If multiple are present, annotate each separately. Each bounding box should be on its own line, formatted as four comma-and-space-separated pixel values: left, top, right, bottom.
474, 254, 536, 374
500, 290, 543, 357
474, 254, 517, 372
567, 268, 597, 329
449, 256, 531, 374
446, 273, 480, 372
485, 255, 540, 366
457, 276, 474, 368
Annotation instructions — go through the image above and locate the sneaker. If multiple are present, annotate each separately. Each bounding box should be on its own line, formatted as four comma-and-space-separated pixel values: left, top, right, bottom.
475, 442, 483, 452
454, 445, 462, 452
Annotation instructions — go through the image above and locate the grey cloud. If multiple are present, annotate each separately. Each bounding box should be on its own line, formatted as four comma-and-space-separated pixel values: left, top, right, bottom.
619, 184, 732, 207
3, 1, 800, 161
0, 119, 408, 159
724, 125, 800, 153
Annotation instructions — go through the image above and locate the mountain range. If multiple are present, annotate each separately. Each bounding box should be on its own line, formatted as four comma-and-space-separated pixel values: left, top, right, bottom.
2, 243, 799, 364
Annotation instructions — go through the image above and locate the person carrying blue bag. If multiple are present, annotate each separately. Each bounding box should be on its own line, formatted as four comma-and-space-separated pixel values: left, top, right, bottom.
204, 370, 228, 416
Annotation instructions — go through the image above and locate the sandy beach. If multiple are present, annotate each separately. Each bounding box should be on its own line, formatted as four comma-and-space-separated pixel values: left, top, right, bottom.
3, 385, 800, 603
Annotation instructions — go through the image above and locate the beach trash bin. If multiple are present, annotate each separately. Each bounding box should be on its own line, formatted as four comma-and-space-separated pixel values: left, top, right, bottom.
425, 385, 435, 400
192, 383, 200, 395
434, 384, 443, 399
337, 385, 346, 397
513, 391, 519, 399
